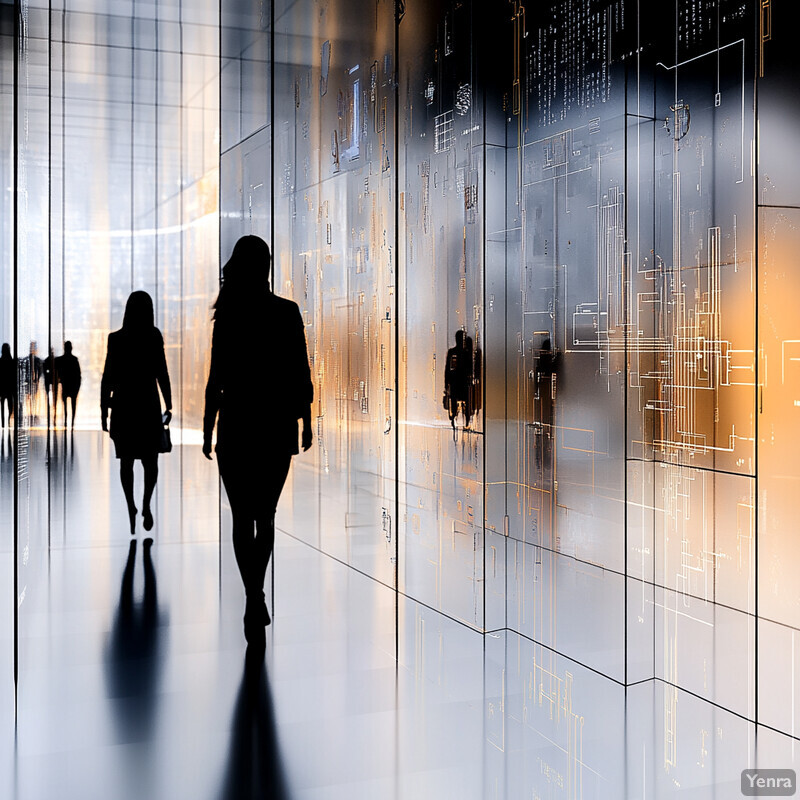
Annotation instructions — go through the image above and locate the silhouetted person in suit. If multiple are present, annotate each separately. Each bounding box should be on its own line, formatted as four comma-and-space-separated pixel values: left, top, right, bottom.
101, 291, 173, 536
24, 340, 42, 420
0, 343, 14, 428
444, 330, 473, 429
42, 346, 58, 424
56, 341, 82, 430
203, 236, 313, 643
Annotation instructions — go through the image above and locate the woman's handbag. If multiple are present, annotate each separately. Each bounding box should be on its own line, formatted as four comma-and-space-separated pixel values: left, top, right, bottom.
160, 415, 172, 453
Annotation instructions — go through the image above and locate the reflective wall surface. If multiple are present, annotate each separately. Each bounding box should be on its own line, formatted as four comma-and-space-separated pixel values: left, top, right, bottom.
12, 0, 219, 433
272, 0, 398, 588
220, 0, 800, 742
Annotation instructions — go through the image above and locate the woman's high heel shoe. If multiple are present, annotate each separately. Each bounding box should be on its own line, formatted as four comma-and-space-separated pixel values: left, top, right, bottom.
243, 596, 268, 643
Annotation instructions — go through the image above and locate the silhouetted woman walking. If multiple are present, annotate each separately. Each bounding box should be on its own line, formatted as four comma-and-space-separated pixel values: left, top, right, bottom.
101, 291, 172, 536
203, 236, 313, 643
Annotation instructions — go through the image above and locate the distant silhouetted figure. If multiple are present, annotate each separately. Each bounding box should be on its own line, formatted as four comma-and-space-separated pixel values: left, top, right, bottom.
444, 330, 473, 429
24, 341, 42, 420
203, 236, 313, 644
101, 291, 173, 536
0, 343, 14, 428
42, 346, 58, 424
56, 341, 82, 430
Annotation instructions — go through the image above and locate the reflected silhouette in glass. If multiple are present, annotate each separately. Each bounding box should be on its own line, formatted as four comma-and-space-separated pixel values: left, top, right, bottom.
217, 645, 292, 800
104, 539, 165, 744
444, 330, 481, 431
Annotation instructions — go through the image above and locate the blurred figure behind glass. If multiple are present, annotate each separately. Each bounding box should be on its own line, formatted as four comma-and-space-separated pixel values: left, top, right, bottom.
56, 341, 82, 430
101, 291, 173, 537
42, 346, 58, 425
25, 341, 42, 421
203, 235, 313, 644
444, 329, 473, 429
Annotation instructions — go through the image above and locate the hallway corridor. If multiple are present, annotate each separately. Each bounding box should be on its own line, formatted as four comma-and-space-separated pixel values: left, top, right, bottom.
5, 0, 800, 796
0, 433, 796, 800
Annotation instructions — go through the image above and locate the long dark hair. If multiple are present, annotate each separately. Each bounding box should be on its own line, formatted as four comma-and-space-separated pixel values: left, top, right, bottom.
213, 236, 271, 319
122, 291, 155, 331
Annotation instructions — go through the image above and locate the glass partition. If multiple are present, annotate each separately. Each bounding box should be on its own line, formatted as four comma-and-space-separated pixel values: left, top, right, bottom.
272, 0, 398, 588
223, 0, 800, 736
4, 0, 220, 719
0, 0, 15, 734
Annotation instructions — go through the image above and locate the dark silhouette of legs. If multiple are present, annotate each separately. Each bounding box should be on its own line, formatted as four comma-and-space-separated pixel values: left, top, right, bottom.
141, 455, 158, 531
120, 457, 137, 534
219, 451, 291, 640
252, 512, 277, 609
62, 394, 76, 429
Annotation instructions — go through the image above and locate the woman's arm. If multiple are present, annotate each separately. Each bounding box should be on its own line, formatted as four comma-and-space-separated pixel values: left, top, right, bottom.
100, 335, 113, 431
202, 320, 223, 459
155, 330, 173, 420
294, 307, 314, 451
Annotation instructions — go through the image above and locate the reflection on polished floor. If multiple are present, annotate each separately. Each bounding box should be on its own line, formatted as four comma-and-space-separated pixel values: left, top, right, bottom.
0, 433, 798, 800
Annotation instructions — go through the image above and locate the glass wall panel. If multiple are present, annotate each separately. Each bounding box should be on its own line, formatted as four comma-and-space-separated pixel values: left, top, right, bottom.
273, 0, 397, 587
228, 5, 785, 718
15, 0, 52, 714
0, 0, 15, 740
496, 0, 631, 673
398, 0, 485, 629
756, 0, 800, 739
758, 206, 800, 734
5, 0, 221, 724
221, 0, 270, 151
634, 0, 758, 711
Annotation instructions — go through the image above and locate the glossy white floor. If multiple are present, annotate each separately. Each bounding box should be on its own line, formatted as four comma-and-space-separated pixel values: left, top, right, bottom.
0, 431, 797, 800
